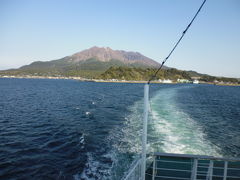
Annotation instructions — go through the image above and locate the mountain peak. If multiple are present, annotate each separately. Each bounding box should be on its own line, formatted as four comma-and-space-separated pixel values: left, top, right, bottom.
89, 46, 112, 50
70, 46, 160, 67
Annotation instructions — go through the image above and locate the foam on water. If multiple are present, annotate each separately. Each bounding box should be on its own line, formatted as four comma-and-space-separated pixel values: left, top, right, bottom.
79, 134, 85, 149
74, 85, 237, 179
85, 111, 91, 115
149, 86, 220, 156
106, 100, 144, 179
74, 151, 115, 180
74, 132, 115, 180
114, 86, 221, 173
115, 100, 143, 154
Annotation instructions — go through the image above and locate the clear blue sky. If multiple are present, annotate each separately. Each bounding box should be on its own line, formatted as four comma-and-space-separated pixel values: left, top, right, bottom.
1, 0, 240, 78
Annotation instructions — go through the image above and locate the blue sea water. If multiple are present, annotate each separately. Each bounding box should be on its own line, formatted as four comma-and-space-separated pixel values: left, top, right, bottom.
0, 78, 239, 179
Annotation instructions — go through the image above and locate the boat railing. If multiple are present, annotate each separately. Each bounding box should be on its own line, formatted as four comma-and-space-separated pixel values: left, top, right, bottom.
121, 157, 142, 180
122, 152, 240, 180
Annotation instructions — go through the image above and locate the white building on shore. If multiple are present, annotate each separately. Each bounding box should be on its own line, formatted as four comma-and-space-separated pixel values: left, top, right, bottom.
159, 79, 173, 83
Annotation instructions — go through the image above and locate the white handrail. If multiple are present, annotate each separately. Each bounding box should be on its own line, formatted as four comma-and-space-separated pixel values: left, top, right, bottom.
141, 84, 149, 180
122, 152, 240, 180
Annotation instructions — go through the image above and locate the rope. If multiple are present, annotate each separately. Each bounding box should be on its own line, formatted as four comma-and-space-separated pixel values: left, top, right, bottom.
148, 0, 207, 84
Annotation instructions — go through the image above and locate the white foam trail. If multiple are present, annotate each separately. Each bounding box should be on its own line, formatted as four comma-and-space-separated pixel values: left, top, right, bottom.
115, 86, 221, 157
114, 100, 143, 154
149, 87, 221, 156
107, 100, 144, 179
85, 85, 222, 179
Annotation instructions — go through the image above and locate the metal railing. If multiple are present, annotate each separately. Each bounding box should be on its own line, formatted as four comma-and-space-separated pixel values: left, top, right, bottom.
121, 158, 142, 180
122, 152, 240, 180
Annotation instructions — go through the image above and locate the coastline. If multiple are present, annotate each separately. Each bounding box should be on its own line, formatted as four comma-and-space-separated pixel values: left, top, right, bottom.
0, 75, 239, 86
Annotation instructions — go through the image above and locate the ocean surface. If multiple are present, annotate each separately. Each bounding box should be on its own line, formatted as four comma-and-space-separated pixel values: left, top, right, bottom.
0, 78, 239, 180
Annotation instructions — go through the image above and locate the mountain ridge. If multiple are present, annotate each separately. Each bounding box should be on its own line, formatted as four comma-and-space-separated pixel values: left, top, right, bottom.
19, 46, 160, 69
69, 46, 160, 67
0, 47, 162, 78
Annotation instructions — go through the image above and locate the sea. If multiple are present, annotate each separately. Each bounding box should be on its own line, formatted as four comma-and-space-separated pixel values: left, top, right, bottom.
0, 78, 239, 180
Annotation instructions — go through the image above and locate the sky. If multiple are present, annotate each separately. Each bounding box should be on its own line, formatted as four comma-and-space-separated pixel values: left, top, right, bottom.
0, 0, 240, 78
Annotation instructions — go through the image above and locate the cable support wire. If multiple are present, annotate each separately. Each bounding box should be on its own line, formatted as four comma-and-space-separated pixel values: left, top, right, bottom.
148, 0, 207, 84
